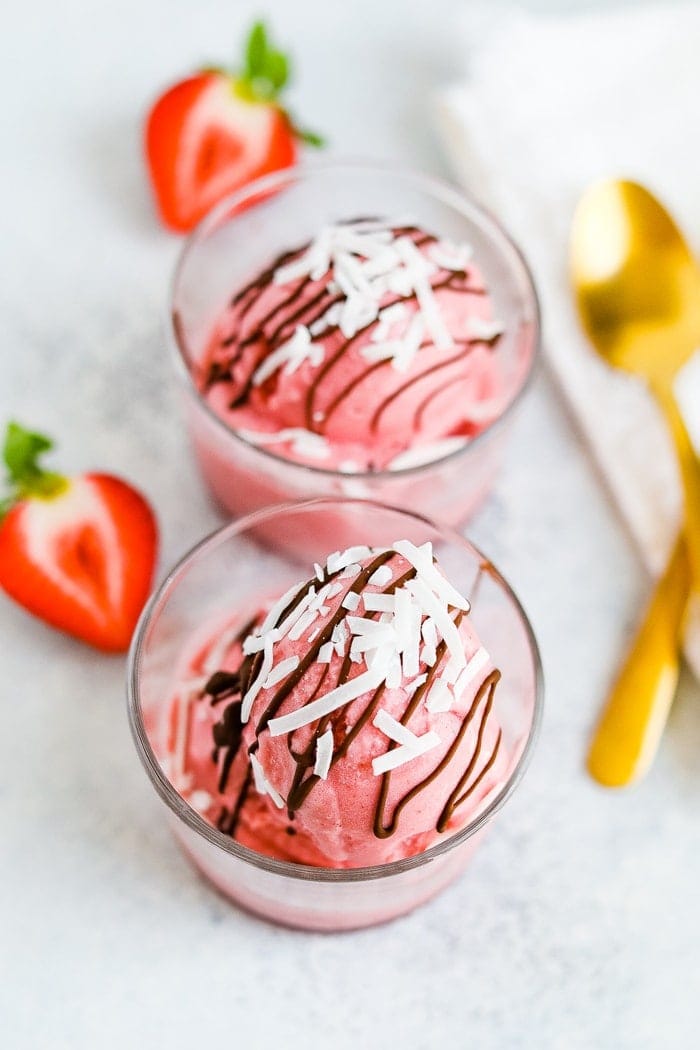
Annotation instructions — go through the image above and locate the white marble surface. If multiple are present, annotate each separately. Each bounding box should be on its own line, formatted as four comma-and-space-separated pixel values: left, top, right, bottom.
1, 2, 698, 1048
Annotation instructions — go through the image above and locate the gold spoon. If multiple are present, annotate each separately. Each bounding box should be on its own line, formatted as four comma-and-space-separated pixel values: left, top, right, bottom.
571, 178, 700, 786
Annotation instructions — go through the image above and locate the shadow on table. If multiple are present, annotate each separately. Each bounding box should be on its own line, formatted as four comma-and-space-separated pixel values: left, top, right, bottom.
666, 665, 700, 790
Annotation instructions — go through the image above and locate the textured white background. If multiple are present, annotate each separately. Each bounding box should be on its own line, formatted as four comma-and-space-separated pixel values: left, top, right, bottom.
1, 2, 698, 1048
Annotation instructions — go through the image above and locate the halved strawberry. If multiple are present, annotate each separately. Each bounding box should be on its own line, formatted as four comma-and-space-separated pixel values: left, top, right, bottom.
145, 21, 323, 233
0, 423, 158, 652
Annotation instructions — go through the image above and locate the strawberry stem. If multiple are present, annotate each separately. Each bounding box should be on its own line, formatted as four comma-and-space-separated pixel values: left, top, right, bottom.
1, 422, 68, 517
213, 20, 325, 147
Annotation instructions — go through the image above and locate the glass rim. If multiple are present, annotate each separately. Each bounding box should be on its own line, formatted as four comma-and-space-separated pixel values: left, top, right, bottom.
166, 158, 541, 481
126, 497, 544, 884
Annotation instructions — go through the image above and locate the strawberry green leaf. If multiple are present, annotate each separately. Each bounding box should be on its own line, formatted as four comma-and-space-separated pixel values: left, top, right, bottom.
266, 49, 289, 92
2, 421, 67, 504
245, 21, 269, 81
4, 422, 53, 483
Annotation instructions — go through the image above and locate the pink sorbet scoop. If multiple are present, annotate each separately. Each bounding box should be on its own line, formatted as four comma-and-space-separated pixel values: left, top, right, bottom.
162, 540, 509, 868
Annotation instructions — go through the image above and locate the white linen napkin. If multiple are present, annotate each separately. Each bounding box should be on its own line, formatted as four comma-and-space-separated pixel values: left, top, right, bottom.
435, 2, 700, 677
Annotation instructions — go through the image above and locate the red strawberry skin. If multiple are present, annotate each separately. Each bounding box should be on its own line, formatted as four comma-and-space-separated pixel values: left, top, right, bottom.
145, 73, 297, 233
0, 474, 158, 652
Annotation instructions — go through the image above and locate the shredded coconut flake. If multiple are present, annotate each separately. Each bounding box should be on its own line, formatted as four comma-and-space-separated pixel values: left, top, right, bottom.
387, 437, 469, 472
313, 730, 334, 780
250, 754, 285, 808
317, 642, 334, 663
422, 617, 438, 650
188, 789, 213, 812
275, 585, 317, 639
331, 621, 349, 655
260, 581, 305, 635
263, 655, 300, 690
372, 731, 441, 776
421, 644, 438, 667
373, 708, 422, 748
404, 576, 467, 674
393, 539, 470, 612
252, 325, 324, 385
371, 302, 408, 342
362, 592, 396, 613
425, 678, 454, 713
368, 565, 392, 587
327, 546, 372, 573
268, 666, 386, 736
454, 646, 491, 700
402, 597, 422, 679
469, 317, 504, 342
241, 634, 275, 722
288, 607, 319, 641
341, 591, 360, 611
242, 633, 266, 655
394, 236, 453, 351
428, 239, 473, 272
405, 673, 428, 695
236, 427, 331, 461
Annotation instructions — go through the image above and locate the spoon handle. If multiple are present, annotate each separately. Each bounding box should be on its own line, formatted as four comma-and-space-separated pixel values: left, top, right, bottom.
651, 377, 700, 588
587, 537, 690, 787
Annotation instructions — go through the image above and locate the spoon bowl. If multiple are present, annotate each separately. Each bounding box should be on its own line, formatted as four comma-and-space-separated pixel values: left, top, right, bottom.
571, 179, 700, 377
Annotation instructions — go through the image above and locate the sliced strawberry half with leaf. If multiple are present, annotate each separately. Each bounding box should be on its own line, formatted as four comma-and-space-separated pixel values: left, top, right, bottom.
145, 21, 323, 233
0, 423, 158, 652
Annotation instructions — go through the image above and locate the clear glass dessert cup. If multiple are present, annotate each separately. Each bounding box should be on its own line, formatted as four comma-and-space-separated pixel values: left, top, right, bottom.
127, 499, 543, 932
168, 161, 540, 543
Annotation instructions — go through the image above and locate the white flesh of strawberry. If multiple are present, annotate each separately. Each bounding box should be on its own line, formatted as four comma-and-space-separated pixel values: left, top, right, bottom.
178, 78, 276, 204
22, 478, 123, 623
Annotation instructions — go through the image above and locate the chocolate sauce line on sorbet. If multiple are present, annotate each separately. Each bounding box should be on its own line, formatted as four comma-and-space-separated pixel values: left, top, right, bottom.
230, 248, 298, 309
205, 670, 242, 705
414, 377, 459, 430
374, 668, 501, 838
212, 698, 244, 794
368, 334, 500, 434
440, 725, 502, 832
216, 767, 252, 837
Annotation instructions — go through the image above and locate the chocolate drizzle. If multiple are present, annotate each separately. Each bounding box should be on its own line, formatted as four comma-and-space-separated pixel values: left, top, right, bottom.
199, 555, 503, 846
200, 222, 498, 455
374, 667, 502, 838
